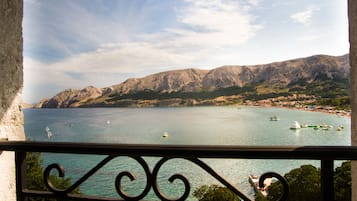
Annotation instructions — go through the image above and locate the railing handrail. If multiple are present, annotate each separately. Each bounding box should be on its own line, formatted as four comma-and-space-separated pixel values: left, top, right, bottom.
1, 141, 357, 160
2, 141, 356, 201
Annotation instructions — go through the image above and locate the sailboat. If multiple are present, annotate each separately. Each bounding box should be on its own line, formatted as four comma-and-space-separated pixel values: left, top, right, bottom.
290, 121, 301, 130
46, 126, 53, 139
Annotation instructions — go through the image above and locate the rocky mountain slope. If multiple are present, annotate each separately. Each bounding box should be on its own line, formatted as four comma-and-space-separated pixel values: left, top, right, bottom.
36, 54, 350, 108
36, 86, 103, 108
111, 68, 209, 94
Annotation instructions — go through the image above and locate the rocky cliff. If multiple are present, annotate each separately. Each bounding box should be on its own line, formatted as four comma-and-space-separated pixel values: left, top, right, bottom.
111, 68, 209, 94
36, 54, 350, 108
36, 86, 104, 108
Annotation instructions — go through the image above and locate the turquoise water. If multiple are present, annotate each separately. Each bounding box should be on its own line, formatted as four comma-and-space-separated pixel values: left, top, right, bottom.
24, 106, 351, 200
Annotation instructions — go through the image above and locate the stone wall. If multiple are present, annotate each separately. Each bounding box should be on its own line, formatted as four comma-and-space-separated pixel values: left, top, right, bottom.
349, 0, 357, 200
0, 0, 25, 200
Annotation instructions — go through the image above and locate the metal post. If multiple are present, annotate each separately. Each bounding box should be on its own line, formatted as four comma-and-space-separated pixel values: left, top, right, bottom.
321, 160, 334, 201
15, 152, 27, 201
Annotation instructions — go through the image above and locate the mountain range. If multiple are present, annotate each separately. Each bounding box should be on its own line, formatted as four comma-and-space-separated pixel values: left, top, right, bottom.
35, 54, 350, 108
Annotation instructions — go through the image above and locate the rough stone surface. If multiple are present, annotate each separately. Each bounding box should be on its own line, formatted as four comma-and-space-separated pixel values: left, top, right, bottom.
0, 0, 24, 200
349, 0, 357, 200
350, 4, 357, 201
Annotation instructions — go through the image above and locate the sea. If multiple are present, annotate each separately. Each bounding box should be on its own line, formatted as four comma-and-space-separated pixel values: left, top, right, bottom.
24, 106, 351, 200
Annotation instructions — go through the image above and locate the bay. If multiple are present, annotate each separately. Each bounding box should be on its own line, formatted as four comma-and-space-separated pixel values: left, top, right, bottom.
24, 106, 351, 200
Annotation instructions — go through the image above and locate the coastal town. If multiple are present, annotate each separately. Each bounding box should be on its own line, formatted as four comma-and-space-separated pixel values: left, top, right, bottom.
243, 94, 351, 117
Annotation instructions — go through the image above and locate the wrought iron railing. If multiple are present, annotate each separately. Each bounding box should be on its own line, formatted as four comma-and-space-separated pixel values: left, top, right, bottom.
1, 141, 357, 201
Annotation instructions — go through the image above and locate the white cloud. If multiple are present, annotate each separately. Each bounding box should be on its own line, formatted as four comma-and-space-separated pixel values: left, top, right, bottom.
49, 42, 196, 74
23, 0, 140, 61
247, 0, 260, 6
298, 34, 322, 41
24, 58, 81, 88
24, 0, 40, 5
175, 0, 261, 47
25, 0, 261, 74
290, 5, 319, 26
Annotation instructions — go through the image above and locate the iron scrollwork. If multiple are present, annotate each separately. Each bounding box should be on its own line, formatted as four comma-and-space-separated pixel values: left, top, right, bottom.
259, 172, 289, 201
43, 156, 289, 201
44, 155, 116, 195
152, 157, 191, 201
115, 156, 152, 200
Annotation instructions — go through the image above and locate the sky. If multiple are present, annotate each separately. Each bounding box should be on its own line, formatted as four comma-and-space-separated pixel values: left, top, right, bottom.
23, 0, 349, 103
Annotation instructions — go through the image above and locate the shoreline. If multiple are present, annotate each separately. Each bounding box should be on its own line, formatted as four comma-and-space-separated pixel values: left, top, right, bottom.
249, 104, 351, 117
30, 93, 351, 117
27, 102, 351, 118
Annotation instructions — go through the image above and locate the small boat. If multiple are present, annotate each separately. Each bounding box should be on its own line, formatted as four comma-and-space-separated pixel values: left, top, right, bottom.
322, 127, 329, 131
47, 131, 53, 139
337, 125, 344, 131
270, 115, 279, 121
290, 121, 301, 129
320, 123, 332, 131
45, 126, 53, 139
162, 132, 169, 138
106, 120, 111, 125
307, 123, 334, 131
301, 123, 308, 128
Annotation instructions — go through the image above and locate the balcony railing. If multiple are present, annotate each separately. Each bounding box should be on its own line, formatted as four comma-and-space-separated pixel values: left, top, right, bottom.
1, 141, 357, 201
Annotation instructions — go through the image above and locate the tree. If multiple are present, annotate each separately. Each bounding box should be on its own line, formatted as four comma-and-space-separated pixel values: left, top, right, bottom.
193, 185, 240, 201
193, 162, 351, 201
25, 152, 80, 201
26, 152, 46, 192
267, 162, 351, 201
267, 165, 321, 201
334, 161, 351, 201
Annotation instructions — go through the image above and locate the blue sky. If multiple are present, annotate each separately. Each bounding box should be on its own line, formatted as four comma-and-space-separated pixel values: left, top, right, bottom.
23, 0, 349, 102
